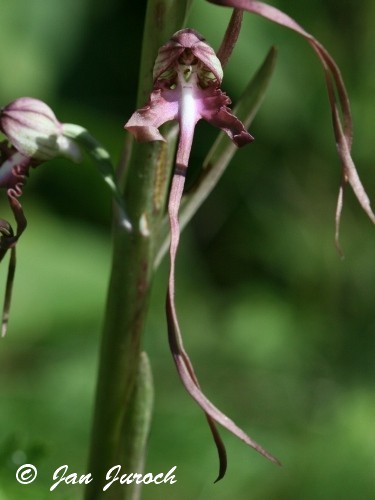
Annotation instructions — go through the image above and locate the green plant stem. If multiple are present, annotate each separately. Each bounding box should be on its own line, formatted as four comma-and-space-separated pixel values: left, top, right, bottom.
118, 352, 154, 500
84, 2, 192, 499
84, 141, 169, 500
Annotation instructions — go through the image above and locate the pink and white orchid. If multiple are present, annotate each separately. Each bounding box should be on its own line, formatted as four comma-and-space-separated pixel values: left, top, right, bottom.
0, 98, 79, 337
125, 28, 279, 481
0, 97, 128, 337
0, 97, 81, 252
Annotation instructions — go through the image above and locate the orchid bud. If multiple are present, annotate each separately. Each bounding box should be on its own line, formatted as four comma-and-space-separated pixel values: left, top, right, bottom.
0, 97, 80, 162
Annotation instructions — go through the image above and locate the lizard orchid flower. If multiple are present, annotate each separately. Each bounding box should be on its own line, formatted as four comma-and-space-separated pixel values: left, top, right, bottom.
0, 98, 80, 337
0, 97, 81, 249
125, 28, 279, 481
0, 97, 128, 337
0, 98, 81, 245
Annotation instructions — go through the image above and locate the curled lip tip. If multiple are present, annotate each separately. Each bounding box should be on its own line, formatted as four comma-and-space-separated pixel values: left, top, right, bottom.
206, 0, 375, 245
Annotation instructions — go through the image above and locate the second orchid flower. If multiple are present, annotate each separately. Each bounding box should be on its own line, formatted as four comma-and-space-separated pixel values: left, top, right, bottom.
125, 28, 279, 481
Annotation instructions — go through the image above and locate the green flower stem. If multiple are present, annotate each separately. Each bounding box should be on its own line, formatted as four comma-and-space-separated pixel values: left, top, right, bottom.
119, 352, 154, 500
84, 140, 170, 500
84, 1, 192, 499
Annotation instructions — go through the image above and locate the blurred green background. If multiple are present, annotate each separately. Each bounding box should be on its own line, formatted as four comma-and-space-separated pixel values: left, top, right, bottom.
1, 0, 375, 498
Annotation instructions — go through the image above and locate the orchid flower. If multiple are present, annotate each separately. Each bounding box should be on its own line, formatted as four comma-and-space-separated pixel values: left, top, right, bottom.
0, 98, 81, 337
125, 28, 280, 481
0, 98, 82, 244
0, 97, 128, 337
207, 1, 375, 251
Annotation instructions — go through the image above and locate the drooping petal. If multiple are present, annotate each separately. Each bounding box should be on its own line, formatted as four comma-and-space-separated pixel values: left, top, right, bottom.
207, 0, 375, 241
166, 95, 230, 478
199, 87, 254, 146
166, 287, 281, 474
207, 0, 351, 140
165, 84, 261, 479
124, 87, 179, 142
166, 173, 228, 481
166, 179, 277, 478
332, 100, 375, 248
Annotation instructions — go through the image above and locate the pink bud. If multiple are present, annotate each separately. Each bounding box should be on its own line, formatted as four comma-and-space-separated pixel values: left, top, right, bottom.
0, 97, 80, 162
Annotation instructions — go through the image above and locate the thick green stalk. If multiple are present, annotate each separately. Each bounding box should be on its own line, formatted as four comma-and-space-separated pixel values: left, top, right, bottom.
118, 352, 154, 500
84, 1, 192, 499
84, 140, 171, 500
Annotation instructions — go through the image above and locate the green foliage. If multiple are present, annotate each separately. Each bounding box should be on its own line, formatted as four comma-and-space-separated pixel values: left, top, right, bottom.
1, 1, 375, 499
